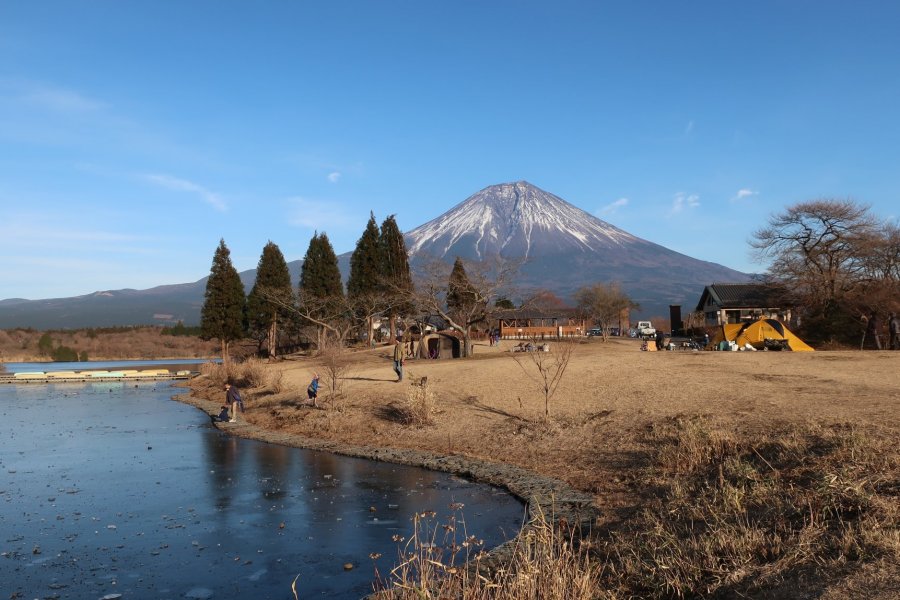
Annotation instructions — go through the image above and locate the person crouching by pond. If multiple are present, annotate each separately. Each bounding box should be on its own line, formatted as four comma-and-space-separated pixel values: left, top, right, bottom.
217, 405, 230, 422
393, 338, 404, 382
307, 373, 320, 407
224, 382, 242, 423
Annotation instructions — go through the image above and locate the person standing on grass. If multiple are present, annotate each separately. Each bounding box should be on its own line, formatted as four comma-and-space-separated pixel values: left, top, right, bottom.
889, 312, 900, 350
392, 337, 404, 382
224, 382, 242, 422
307, 373, 320, 407
863, 310, 882, 350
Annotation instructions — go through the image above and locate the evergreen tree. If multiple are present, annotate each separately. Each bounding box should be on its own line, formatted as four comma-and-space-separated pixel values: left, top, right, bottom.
200, 239, 246, 365
246, 241, 292, 359
300, 232, 343, 300
348, 213, 385, 346
298, 232, 346, 347
347, 212, 382, 299
379, 214, 413, 340
447, 256, 478, 317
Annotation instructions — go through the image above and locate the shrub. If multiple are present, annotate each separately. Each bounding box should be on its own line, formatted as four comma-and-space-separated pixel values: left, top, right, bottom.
398, 376, 435, 427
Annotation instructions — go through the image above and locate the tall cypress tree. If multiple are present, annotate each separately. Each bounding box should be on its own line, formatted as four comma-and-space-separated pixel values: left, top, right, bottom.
299, 232, 344, 346
348, 213, 383, 346
347, 212, 382, 299
200, 239, 246, 365
447, 256, 476, 316
300, 232, 343, 300
246, 241, 292, 359
379, 214, 413, 340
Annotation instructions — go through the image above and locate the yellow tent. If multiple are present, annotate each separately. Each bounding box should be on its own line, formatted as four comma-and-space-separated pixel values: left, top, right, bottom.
708, 319, 814, 352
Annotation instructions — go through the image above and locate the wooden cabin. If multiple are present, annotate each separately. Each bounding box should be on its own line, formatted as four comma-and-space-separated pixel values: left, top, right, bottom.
495, 309, 586, 339
695, 283, 791, 327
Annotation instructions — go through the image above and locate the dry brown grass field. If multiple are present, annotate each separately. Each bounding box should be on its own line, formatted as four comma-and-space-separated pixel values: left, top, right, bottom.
0, 327, 217, 362
189, 338, 900, 599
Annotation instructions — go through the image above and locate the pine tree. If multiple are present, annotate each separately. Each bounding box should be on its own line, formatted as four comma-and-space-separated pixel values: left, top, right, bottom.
379, 214, 413, 340
447, 256, 477, 316
200, 239, 246, 365
347, 212, 382, 299
246, 241, 292, 359
300, 232, 343, 300
348, 213, 385, 346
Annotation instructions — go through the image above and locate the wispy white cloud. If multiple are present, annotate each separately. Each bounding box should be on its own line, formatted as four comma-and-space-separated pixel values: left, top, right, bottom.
286, 196, 358, 230
730, 188, 759, 202
670, 192, 700, 215
142, 174, 227, 211
22, 86, 107, 113
328, 171, 341, 183
598, 197, 629, 216
0, 214, 146, 246
685, 120, 695, 135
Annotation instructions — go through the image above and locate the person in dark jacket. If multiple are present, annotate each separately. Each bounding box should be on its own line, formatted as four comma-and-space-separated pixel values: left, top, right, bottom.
224, 382, 242, 422
889, 312, 900, 350
863, 311, 882, 350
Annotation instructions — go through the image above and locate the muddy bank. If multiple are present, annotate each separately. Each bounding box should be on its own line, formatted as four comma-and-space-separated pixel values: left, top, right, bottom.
175, 389, 599, 528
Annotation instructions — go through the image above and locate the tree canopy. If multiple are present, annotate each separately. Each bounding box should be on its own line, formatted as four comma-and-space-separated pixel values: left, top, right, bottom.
200, 239, 246, 363
574, 282, 636, 340
751, 199, 899, 344
347, 212, 382, 300
300, 232, 343, 300
246, 241, 292, 358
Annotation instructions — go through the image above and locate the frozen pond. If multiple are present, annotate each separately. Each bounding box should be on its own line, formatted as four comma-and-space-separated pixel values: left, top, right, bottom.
0, 379, 524, 599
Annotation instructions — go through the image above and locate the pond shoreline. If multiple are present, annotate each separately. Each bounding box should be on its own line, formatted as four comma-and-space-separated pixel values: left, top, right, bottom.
174, 387, 600, 591
174, 390, 598, 524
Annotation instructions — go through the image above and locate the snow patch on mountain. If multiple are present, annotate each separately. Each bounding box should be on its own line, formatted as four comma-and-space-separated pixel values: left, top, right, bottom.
406, 181, 639, 259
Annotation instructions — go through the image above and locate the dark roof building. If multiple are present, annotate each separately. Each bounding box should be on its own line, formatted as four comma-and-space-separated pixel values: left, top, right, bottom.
695, 283, 791, 326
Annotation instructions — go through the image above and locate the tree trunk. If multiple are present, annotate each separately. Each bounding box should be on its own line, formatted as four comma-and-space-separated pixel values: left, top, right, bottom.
462, 330, 473, 357
389, 315, 397, 343
221, 339, 229, 367
268, 315, 277, 360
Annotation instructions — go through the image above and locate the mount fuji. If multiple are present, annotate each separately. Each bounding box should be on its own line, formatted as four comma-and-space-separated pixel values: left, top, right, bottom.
0, 181, 749, 328
404, 181, 749, 313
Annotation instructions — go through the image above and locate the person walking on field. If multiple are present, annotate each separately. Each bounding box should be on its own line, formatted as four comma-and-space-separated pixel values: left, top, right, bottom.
889, 312, 900, 350
307, 373, 320, 407
862, 310, 882, 350
392, 338, 405, 382
224, 382, 242, 423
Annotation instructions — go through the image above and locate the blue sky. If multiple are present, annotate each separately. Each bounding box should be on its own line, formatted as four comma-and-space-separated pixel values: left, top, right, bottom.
2, 1, 899, 300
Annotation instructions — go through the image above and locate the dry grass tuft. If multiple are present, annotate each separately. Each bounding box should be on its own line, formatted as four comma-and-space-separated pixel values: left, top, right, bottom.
602, 418, 900, 598
199, 358, 284, 393
396, 376, 436, 427
373, 504, 600, 600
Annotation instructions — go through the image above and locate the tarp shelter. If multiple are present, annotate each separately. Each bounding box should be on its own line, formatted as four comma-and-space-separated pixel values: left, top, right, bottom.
418, 332, 462, 359
708, 319, 814, 352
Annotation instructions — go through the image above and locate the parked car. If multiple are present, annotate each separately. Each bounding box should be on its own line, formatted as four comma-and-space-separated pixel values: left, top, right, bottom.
587, 327, 603, 337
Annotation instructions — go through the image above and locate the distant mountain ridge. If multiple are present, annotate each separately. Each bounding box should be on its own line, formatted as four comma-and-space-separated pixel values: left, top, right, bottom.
405, 181, 749, 311
0, 181, 749, 329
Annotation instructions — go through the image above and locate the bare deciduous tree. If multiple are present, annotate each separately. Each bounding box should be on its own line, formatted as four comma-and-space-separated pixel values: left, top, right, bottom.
411, 258, 520, 357
511, 338, 575, 419
318, 336, 351, 410
751, 199, 877, 308
574, 282, 636, 341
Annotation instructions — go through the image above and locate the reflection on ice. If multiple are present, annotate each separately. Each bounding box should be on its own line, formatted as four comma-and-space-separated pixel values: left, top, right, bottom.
0, 380, 524, 599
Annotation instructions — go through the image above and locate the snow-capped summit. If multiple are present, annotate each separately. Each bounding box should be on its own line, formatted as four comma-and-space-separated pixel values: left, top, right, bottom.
404, 181, 750, 312
406, 181, 639, 260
